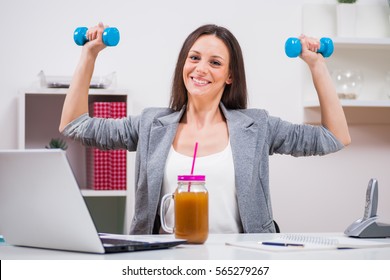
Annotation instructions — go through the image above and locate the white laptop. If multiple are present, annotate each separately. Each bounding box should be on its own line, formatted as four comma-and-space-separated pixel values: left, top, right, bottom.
0, 149, 186, 254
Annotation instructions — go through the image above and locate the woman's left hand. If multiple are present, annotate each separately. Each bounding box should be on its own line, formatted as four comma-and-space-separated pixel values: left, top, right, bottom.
298, 34, 324, 68
298, 35, 351, 146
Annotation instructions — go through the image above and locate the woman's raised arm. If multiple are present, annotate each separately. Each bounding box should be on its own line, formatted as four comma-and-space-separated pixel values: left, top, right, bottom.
299, 35, 351, 146
59, 23, 107, 132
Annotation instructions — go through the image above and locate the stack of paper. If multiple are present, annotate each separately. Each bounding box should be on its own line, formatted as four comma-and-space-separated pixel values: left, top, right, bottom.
226, 234, 390, 252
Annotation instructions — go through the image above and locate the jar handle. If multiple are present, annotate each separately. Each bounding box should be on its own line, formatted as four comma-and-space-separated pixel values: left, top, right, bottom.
160, 193, 174, 233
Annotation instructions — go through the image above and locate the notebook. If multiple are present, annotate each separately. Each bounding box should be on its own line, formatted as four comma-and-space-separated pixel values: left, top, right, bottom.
226, 233, 390, 252
0, 149, 186, 254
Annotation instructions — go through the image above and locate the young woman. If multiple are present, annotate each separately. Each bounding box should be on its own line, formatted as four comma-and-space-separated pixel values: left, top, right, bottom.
60, 23, 350, 234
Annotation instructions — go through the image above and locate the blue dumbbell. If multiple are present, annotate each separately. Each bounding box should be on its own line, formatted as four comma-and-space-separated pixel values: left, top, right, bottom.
285, 37, 334, 58
73, 27, 120, 46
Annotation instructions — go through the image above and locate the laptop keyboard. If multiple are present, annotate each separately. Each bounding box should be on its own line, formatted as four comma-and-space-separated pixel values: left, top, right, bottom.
100, 237, 148, 246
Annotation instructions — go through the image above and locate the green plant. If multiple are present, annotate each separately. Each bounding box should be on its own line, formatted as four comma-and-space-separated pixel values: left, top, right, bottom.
45, 138, 68, 150
337, 0, 357, 3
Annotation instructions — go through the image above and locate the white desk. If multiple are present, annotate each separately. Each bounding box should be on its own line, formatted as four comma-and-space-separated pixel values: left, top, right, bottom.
1, 233, 390, 260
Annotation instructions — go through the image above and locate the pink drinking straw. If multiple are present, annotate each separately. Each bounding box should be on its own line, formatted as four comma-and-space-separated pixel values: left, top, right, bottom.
188, 142, 198, 191
190, 142, 198, 175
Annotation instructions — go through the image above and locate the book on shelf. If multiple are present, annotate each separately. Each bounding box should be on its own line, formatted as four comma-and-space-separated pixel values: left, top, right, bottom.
87, 102, 127, 190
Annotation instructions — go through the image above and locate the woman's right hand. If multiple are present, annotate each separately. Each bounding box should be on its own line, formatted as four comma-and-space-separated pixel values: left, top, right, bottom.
59, 22, 109, 132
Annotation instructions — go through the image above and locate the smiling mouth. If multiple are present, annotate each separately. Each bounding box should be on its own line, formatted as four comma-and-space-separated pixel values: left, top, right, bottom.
192, 77, 210, 86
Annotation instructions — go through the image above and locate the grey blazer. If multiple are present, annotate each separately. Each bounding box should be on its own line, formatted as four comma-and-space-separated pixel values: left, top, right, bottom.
63, 103, 343, 234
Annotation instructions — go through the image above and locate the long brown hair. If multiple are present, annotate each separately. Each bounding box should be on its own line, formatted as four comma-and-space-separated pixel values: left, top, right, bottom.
169, 24, 247, 111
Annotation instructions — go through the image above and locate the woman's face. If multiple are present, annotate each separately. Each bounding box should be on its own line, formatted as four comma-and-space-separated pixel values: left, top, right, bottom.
183, 35, 231, 101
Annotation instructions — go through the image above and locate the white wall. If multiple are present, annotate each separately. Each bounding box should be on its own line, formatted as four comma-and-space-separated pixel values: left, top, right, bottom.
0, 0, 389, 232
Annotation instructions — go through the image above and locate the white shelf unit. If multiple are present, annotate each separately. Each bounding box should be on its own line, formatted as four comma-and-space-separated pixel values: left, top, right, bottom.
301, 4, 390, 124
304, 99, 390, 108
332, 37, 390, 49
19, 88, 135, 234
303, 38, 390, 124
80, 190, 128, 197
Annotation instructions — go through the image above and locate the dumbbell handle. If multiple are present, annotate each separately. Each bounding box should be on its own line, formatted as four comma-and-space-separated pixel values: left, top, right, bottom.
285, 37, 334, 58
73, 27, 120, 47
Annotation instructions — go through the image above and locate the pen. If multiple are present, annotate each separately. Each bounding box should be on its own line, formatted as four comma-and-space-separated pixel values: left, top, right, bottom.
261, 241, 304, 247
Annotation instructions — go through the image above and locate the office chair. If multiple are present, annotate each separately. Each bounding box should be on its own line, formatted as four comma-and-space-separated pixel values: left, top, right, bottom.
273, 220, 280, 233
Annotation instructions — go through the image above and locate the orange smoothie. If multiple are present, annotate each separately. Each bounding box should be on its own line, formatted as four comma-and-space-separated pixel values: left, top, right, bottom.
174, 191, 208, 244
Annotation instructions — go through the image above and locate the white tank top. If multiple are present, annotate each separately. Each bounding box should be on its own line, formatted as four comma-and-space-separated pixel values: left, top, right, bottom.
162, 142, 243, 233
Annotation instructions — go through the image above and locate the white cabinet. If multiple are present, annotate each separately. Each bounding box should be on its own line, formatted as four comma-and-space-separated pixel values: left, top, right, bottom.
19, 88, 135, 234
301, 4, 390, 124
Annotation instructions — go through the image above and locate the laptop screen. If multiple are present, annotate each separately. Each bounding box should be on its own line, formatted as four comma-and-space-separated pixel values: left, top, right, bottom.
0, 149, 106, 253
